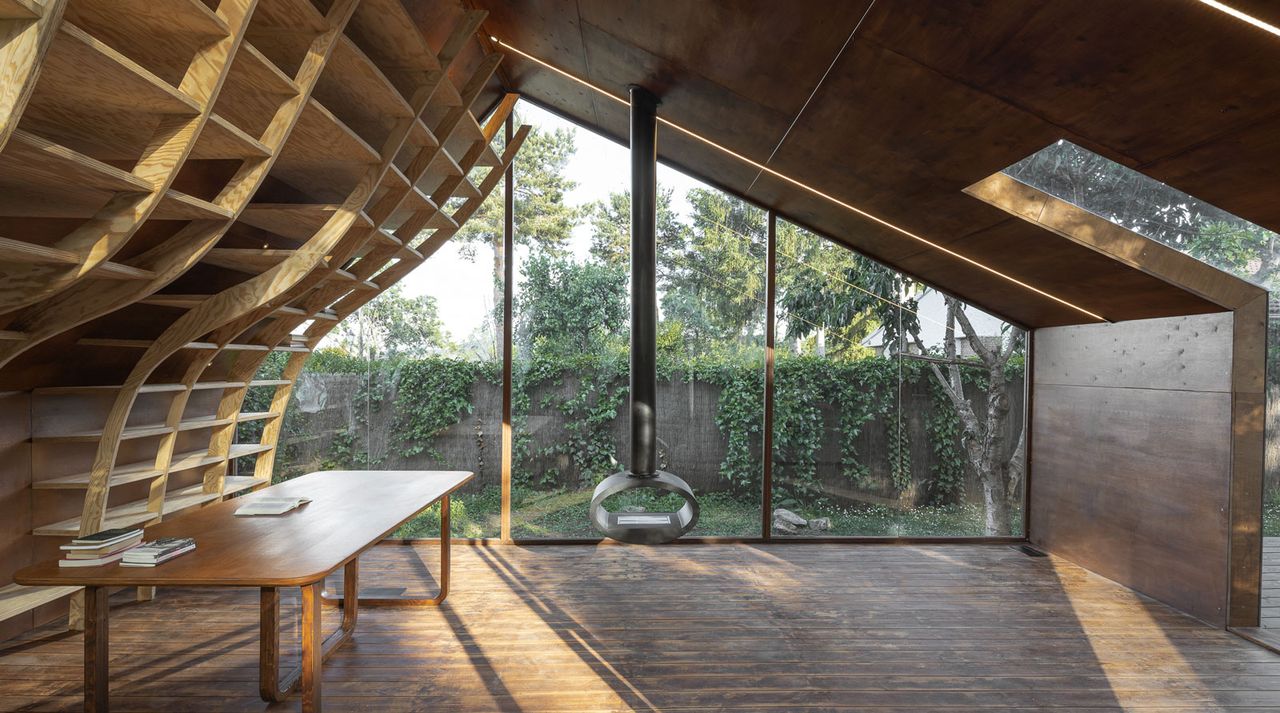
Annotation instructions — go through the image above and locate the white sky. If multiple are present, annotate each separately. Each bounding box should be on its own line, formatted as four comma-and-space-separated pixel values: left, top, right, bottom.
396, 102, 705, 339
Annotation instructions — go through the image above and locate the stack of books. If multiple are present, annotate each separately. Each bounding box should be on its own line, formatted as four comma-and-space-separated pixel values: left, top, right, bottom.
121, 537, 196, 567
59, 527, 144, 567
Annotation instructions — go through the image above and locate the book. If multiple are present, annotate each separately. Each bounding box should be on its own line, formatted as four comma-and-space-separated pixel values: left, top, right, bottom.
59, 551, 131, 568
234, 496, 311, 516
65, 535, 142, 558
120, 544, 195, 567
121, 537, 196, 566
64, 528, 143, 549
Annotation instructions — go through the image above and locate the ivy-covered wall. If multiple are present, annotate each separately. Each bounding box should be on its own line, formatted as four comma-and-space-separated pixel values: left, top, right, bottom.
259, 353, 1024, 511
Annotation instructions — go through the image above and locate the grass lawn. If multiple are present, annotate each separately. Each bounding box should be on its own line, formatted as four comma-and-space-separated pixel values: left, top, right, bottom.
393, 485, 1021, 539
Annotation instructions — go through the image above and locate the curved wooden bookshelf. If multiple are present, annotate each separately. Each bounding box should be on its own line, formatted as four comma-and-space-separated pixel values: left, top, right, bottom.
0, 0, 523, 630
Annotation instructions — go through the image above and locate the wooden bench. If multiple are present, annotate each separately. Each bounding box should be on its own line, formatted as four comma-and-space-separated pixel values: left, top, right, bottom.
15, 469, 473, 713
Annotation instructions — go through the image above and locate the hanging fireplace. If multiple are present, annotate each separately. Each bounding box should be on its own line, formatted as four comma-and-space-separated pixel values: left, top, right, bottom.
587, 85, 700, 544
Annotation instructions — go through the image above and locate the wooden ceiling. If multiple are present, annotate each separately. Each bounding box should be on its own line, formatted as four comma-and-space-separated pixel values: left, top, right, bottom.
424, 0, 1280, 328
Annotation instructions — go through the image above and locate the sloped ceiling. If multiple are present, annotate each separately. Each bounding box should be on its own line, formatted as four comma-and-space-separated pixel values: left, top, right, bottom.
413, 0, 1280, 327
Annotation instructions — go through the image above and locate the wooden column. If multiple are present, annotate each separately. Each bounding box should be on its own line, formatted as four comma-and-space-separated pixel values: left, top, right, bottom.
761, 210, 777, 539
501, 112, 515, 543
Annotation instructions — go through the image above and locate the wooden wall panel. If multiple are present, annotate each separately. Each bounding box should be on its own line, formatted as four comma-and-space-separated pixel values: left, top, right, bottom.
1030, 313, 1237, 626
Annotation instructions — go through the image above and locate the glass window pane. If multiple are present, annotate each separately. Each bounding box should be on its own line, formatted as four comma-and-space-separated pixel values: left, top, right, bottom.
772, 220, 1025, 537
511, 103, 630, 538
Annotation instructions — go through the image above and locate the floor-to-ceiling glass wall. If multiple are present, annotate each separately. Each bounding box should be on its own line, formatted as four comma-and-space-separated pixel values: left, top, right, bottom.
509, 102, 766, 538
771, 220, 1026, 537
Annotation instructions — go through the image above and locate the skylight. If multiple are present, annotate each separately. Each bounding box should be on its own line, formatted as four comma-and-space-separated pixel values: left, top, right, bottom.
1002, 140, 1279, 293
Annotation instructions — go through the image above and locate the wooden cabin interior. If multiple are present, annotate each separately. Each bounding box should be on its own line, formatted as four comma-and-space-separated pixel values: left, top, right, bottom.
1, 0, 1279, 710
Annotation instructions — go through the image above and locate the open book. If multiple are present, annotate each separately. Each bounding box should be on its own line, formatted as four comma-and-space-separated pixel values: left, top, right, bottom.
234, 497, 312, 516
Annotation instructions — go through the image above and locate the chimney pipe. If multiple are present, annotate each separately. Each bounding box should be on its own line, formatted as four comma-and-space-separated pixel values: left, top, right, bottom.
629, 84, 659, 478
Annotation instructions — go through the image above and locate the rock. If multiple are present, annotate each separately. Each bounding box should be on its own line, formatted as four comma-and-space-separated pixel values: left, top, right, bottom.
771, 516, 798, 534
772, 508, 807, 527
620, 505, 646, 513
808, 517, 831, 531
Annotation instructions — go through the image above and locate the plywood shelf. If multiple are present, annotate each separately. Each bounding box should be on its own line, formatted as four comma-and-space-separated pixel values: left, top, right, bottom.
0, 237, 79, 266
191, 381, 248, 391
1, 130, 155, 194
344, 0, 445, 99
177, 416, 235, 432
0, 584, 81, 623
63, 0, 230, 87
34, 479, 225, 537
236, 411, 280, 423
222, 475, 268, 495
248, 380, 290, 388
138, 294, 207, 309
203, 248, 294, 272
408, 119, 440, 151
153, 189, 233, 221
311, 35, 413, 147
45, 23, 203, 115
230, 442, 275, 458
33, 423, 173, 444
32, 383, 188, 395
240, 203, 345, 241
238, 42, 299, 97
251, 0, 326, 33
31, 413, 230, 444
31, 448, 224, 490
33, 501, 157, 537
191, 114, 272, 160
270, 99, 380, 200
297, 99, 380, 164
78, 338, 219, 349
80, 0, 228, 39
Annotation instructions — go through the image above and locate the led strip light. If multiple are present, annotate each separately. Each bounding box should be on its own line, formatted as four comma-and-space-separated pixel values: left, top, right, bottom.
490, 36, 1107, 323
1197, 0, 1280, 38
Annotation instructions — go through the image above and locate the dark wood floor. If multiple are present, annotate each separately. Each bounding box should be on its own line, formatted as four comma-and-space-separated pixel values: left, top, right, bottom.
3, 543, 1280, 711
1263, 537, 1280, 629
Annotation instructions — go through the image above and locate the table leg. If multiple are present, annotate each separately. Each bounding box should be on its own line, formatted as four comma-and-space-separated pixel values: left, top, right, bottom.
259, 587, 289, 702
84, 585, 108, 713
321, 496, 452, 607
261, 572, 358, 705
301, 581, 322, 713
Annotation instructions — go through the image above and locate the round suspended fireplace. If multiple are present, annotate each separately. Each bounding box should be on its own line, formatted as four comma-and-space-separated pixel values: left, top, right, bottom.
587, 85, 699, 544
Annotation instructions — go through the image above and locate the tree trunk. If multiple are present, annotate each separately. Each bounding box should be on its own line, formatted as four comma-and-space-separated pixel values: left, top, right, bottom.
912, 296, 1022, 536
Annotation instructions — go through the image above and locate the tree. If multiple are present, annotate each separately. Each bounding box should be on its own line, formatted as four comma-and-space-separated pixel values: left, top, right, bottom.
455, 113, 584, 351
775, 224, 915, 358
1187, 221, 1280, 290
333, 286, 452, 359
515, 253, 628, 356
588, 187, 685, 267
906, 299, 1024, 535
663, 189, 767, 346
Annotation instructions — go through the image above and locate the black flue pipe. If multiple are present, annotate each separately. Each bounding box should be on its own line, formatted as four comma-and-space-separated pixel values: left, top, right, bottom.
629, 85, 659, 478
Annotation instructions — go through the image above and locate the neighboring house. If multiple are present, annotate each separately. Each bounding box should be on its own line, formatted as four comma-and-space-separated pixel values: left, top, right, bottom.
861, 289, 1007, 357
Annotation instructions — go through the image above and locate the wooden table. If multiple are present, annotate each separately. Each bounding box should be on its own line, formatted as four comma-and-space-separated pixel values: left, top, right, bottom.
15, 469, 473, 713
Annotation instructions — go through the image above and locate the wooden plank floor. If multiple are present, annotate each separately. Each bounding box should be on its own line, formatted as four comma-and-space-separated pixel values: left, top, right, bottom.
3, 543, 1280, 711
1263, 537, 1280, 629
